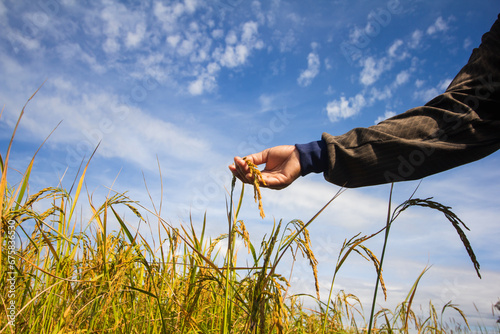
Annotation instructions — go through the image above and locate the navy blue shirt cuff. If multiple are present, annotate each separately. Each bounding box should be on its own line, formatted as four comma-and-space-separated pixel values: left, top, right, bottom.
295, 140, 329, 176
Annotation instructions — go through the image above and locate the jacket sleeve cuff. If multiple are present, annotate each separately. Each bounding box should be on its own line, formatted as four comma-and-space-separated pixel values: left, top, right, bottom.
295, 140, 329, 176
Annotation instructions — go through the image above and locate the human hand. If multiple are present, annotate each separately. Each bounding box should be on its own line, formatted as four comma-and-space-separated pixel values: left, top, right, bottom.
228, 145, 301, 190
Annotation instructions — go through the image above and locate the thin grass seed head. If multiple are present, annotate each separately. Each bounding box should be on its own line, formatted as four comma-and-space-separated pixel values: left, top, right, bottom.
236, 220, 251, 254
297, 237, 320, 300
207, 234, 227, 259
359, 244, 387, 300
288, 219, 320, 300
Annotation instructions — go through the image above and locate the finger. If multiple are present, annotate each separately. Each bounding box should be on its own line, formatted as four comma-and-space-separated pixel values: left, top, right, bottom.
228, 163, 239, 178
233, 156, 254, 183
229, 163, 248, 183
242, 150, 268, 166
229, 162, 247, 180
233, 156, 248, 176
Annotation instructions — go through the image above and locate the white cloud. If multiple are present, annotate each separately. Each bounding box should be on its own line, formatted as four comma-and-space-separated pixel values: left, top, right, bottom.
270, 0, 283, 23
414, 86, 439, 102
212, 20, 263, 72
178, 37, 195, 56
17, 81, 211, 171
0, 1, 6, 18
132, 52, 169, 82
98, 2, 147, 54
188, 62, 220, 95
264, 179, 388, 231
4, 1, 266, 97
388, 39, 410, 62
91, 7, 266, 97
225, 30, 238, 45
49, 77, 76, 92
183, 0, 199, 13
103, 37, 120, 53
8, 31, 42, 52
427, 16, 450, 35
259, 94, 277, 112
188, 73, 217, 95
366, 67, 412, 105
3, 10, 47, 53
375, 111, 396, 124
395, 70, 410, 86
408, 29, 423, 49
251, 0, 266, 25
154, 2, 185, 33
211, 29, 224, 39
413, 78, 453, 102
188, 77, 205, 95
463, 37, 473, 51
276, 29, 297, 53
348, 25, 367, 47
297, 43, 320, 87
217, 44, 246, 68
357, 28, 422, 89
388, 39, 403, 58
56, 43, 106, 74
329, 54, 414, 122
325, 85, 335, 95
125, 23, 146, 48
334, 31, 418, 122
368, 86, 392, 104
242, 21, 259, 44
326, 93, 366, 122
439, 78, 452, 91
167, 34, 181, 48
324, 58, 333, 70
360, 56, 390, 86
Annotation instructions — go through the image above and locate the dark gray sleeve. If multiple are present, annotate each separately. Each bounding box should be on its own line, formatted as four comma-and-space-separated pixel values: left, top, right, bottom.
322, 14, 500, 188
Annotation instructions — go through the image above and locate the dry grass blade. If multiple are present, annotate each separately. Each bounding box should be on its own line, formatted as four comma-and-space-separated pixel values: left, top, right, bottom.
67, 143, 100, 224
0, 83, 45, 212
441, 301, 471, 331
403, 265, 431, 332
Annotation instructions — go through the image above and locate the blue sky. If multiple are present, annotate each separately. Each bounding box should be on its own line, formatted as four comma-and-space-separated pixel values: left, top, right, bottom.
1, 0, 499, 328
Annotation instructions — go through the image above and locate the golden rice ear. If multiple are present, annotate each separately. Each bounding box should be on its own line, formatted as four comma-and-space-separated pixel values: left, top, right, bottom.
243, 157, 266, 219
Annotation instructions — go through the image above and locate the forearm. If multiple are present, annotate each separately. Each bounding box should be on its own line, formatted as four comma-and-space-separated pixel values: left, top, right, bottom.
298, 14, 500, 188
321, 97, 500, 187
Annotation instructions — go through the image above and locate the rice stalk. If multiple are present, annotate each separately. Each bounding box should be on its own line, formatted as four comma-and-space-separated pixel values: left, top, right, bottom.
243, 157, 266, 219
0, 91, 481, 333
367, 183, 396, 334
392, 197, 481, 278
321, 231, 385, 334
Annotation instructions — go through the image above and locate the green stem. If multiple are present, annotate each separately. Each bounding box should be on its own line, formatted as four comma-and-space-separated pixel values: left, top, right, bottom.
367, 183, 394, 334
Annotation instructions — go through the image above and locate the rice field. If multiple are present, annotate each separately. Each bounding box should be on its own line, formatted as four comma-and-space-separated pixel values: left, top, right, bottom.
1, 93, 498, 333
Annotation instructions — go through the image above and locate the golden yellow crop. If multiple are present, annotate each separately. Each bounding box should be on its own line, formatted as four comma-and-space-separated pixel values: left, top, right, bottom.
243, 157, 266, 219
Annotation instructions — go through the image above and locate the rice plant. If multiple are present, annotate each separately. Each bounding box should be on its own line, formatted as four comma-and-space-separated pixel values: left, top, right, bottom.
0, 91, 491, 333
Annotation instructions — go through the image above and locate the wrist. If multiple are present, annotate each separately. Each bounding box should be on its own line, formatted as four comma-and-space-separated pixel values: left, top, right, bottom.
295, 140, 328, 176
